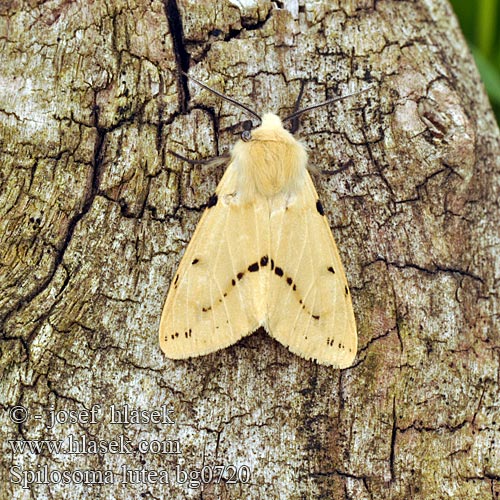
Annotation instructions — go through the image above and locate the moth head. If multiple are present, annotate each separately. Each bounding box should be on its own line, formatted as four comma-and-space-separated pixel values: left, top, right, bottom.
249, 113, 294, 143
238, 114, 290, 144
239, 114, 295, 146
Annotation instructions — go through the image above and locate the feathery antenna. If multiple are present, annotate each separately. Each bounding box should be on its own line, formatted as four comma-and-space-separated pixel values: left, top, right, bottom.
182, 71, 261, 123
283, 87, 373, 123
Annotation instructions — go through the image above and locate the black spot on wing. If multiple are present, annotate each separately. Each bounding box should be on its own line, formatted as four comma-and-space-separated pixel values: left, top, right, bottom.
345, 285, 349, 296
165, 328, 190, 340
328, 266, 335, 274
207, 194, 218, 208
192, 258, 199, 265
316, 200, 325, 216
198, 256, 327, 322
248, 262, 259, 272
269, 261, 325, 322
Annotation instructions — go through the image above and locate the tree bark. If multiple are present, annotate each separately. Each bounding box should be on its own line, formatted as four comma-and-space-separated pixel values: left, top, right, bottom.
1, 0, 499, 499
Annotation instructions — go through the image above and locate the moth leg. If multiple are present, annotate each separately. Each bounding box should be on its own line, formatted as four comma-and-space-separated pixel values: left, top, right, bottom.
321, 159, 354, 176
169, 150, 230, 167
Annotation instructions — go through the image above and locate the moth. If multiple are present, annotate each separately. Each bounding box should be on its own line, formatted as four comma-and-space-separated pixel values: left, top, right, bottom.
159, 73, 361, 368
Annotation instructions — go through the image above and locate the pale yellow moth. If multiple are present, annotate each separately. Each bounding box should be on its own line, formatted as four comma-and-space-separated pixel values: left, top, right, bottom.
159, 74, 358, 368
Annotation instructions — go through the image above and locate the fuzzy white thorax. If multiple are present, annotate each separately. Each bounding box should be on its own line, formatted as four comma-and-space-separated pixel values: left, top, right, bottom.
231, 113, 308, 201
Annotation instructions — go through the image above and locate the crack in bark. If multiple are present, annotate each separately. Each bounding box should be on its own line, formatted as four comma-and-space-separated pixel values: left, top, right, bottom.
1, 108, 105, 342
163, 0, 190, 113
389, 396, 397, 482
397, 417, 470, 434
222, 8, 274, 42
369, 257, 484, 283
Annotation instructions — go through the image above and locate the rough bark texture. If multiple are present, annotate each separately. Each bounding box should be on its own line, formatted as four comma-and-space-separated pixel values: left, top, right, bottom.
1, 0, 499, 499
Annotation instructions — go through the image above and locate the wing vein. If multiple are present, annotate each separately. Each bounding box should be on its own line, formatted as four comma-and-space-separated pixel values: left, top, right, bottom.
289, 206, 312, 334
219, 208, 237, 342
